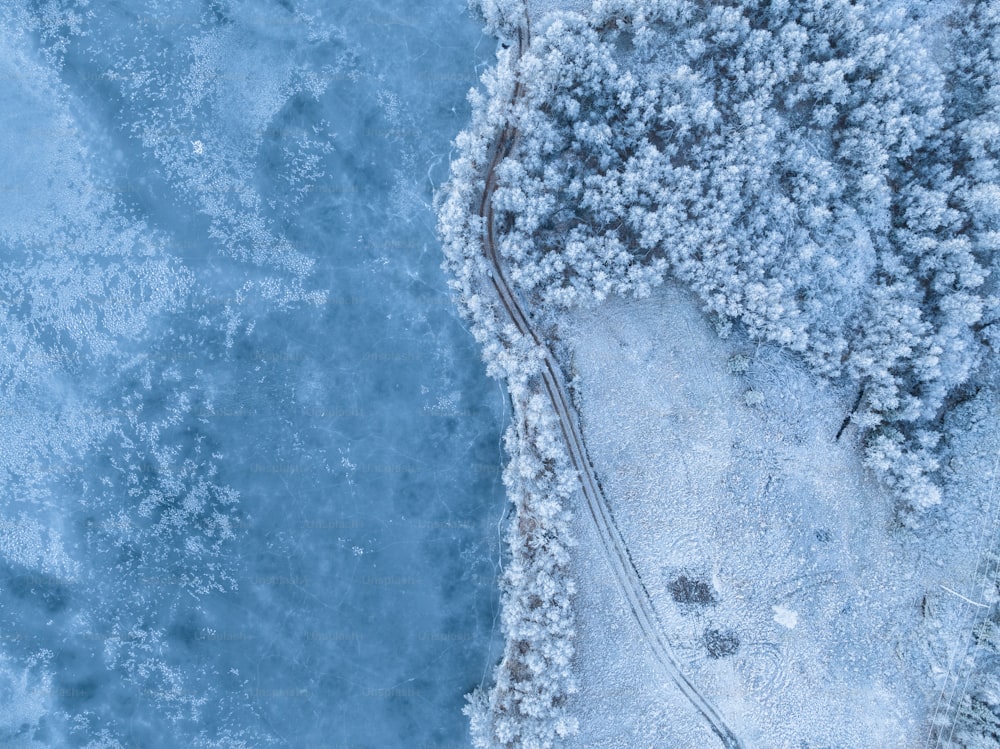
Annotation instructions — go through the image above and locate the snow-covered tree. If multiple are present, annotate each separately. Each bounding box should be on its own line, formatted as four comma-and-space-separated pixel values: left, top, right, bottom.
439, 0, 1000, 743
476, 0, 997, 518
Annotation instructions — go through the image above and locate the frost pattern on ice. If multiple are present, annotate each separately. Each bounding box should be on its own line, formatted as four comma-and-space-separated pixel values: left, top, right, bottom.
1, 0, 505, 744
0, 1, 336, 743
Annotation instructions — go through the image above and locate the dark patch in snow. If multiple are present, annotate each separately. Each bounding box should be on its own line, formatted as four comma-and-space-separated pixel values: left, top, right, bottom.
668, 574, 716, 606
703, 628, 740, 659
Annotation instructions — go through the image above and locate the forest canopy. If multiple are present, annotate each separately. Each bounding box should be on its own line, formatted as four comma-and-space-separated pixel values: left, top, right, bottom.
487, 0, 999, 518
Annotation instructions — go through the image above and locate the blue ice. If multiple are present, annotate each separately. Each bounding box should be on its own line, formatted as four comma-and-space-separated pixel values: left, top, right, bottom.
0, 1, 504, 746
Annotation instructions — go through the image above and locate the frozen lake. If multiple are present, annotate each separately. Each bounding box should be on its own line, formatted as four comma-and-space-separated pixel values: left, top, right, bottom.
0, 1, 505, 746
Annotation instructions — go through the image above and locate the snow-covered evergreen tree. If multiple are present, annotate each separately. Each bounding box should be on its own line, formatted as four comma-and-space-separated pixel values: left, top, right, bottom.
440, 0, 1000, 744
482, 0, 997, 519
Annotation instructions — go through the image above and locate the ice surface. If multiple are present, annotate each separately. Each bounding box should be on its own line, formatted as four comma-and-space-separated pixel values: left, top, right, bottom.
0, 1, 506, 746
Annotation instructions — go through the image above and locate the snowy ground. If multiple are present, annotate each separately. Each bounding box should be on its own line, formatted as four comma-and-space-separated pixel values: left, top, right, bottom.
552, 282, 1000, 747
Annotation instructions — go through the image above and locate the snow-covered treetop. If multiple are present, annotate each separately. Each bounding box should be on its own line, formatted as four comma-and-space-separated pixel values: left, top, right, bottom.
472, 0, 999, 518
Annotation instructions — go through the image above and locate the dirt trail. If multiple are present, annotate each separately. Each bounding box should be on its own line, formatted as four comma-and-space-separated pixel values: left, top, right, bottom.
475, 6, 746, 748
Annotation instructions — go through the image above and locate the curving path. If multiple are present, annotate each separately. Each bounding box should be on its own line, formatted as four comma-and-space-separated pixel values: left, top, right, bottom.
476, 7, 746, 749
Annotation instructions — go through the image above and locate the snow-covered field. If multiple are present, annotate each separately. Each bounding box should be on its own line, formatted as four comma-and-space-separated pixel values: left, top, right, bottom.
557, 283, 999, 747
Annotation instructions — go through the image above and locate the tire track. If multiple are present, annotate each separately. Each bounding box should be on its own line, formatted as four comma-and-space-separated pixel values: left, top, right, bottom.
476, 8, 745, 749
